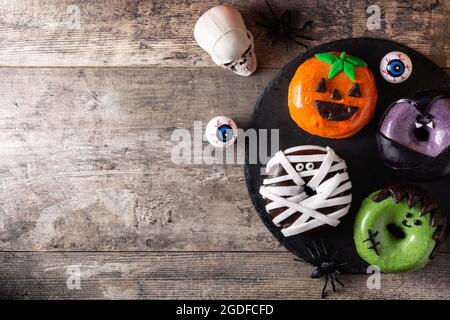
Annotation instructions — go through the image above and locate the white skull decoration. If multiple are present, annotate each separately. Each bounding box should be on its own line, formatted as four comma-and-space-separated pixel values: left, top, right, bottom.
194, 5, 257, 76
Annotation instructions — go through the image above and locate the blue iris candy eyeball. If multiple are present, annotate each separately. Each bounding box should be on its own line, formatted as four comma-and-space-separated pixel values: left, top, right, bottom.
205, 116, 238, 148
380, 51, 412, 83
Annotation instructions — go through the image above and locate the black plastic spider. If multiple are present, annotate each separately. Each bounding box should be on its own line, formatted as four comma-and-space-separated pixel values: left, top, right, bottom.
256, 0, 313, 51
294, 241, 346, 298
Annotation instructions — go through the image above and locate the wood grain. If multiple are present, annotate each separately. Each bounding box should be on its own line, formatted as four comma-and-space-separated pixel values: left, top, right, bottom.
0, 0, 448, 68
0, 67, 284, 251
0, 66, 448, 253
0, 251, 449, 299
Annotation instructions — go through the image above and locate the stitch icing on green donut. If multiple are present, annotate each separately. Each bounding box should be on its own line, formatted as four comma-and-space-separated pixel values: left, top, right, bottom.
354, 183, 446, 273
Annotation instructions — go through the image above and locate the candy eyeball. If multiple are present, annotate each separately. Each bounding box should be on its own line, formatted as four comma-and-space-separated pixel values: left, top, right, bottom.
305, 162, 315, 170
205, 116, 238, 148
380, 51, 412, 83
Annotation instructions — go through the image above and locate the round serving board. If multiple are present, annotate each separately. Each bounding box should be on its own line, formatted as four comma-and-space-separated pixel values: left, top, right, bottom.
244, 38, 450, 274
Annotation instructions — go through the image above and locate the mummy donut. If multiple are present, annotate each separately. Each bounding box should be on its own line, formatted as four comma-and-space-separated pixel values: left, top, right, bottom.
379, 51, 412, 83
354, 183, 447, 273
288, 51, 377, 138
377, 91, 450, 181
259, 145, 352, 236
205, 116, 238, 148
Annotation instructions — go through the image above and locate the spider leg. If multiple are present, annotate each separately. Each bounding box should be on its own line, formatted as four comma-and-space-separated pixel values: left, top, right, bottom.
329, 274, 337, 292
306, 245, 319, 261
280, 10, 292, 26
295, 34, 314, 41
330, 250, 339, 260
269, 37, 278, 48
298, 20, 313, 31
321, 275, 329, 299
256, 13, 276, 29
257, 12, 273, 25
313, 241, 324, 260
264, 0, 278, 21
255, 20, 273, 29
289, 36, 309, 49
332, 272, 345, 287
266, 30, 278, 38
321, 240, 328, 256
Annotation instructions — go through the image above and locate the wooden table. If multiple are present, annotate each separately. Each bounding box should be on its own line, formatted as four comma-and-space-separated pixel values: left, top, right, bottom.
0, 0, 448, 299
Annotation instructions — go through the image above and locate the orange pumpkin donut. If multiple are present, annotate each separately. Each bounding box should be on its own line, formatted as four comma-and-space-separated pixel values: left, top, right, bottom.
288, 52, 377, 139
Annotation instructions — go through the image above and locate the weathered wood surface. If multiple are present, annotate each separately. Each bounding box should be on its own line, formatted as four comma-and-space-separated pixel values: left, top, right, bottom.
0, 252, 449, 299
0, 67, 282, 251
0, 0, 448, 68
0, 0, 448, 299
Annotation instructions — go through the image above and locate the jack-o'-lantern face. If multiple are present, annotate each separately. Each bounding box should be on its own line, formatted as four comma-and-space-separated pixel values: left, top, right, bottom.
288, 52, 378, 139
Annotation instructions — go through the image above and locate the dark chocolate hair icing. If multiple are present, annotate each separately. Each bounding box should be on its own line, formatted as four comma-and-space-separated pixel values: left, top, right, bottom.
372, 183, 447, 258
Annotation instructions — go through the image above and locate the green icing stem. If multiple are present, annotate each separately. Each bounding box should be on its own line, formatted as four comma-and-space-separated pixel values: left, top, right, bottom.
315, 51, 368, 82
354, 191, 436, 273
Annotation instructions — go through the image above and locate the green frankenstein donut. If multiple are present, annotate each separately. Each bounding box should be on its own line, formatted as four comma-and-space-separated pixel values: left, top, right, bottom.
354, 183, 447, 273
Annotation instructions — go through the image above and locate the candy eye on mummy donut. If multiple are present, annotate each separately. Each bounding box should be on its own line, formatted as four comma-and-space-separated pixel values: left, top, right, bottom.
379, 51, 412, 83
295, 162, 315, 172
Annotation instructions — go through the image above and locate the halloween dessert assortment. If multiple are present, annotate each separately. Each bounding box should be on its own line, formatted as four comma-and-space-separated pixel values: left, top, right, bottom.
377, 91, 450, 181
244, 37, 449, 298
259, 145, 352, 236
354, 183, 446, 273
379, 51, 412, 83
288, 51, 378, 138
194, 5, 257, 76
205, 116, 238, 148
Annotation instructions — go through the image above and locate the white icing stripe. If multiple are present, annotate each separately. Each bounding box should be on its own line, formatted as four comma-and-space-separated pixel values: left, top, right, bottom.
283, 145, 327, 154
276, 151, 304, 186
282, 205, 350, 236
303, 173, 344, 205
313, 194, 352, 208
285, 154, 331, 162
264, 185, 301, 196
259, 187, 340, 226
263, 175, 292, 184
259, 146, 352, 237
262, 162, 347, 180
330, 181, 352, 197
298, 162, 347, 177
265, 193, 308, 211
307, 147, 335, 190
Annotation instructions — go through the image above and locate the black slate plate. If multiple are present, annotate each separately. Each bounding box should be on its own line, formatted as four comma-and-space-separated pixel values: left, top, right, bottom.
244, 38, 450, 274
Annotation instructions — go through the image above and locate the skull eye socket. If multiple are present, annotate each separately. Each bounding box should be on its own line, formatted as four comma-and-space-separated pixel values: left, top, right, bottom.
315, 78, 327, 93
348, 83, 361, 97
242, 44, 252, 56
222, 44, 253, 68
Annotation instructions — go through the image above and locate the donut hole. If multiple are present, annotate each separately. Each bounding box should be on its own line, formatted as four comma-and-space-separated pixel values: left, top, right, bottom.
413, 126, 429, 141
304, 186, 316, 197
386, 223, 406, 239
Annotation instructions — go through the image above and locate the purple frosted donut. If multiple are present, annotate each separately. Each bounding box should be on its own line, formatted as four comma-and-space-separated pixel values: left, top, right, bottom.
377, 90, 450, 181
